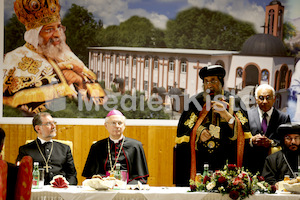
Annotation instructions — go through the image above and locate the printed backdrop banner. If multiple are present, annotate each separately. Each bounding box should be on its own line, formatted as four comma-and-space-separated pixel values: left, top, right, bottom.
1, 0, 300, 124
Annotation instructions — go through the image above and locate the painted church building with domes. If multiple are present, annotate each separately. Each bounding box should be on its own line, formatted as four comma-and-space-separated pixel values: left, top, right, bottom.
226, 0, 294, 109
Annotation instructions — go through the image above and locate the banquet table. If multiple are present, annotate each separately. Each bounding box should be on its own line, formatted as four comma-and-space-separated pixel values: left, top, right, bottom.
30, 186, 300, 200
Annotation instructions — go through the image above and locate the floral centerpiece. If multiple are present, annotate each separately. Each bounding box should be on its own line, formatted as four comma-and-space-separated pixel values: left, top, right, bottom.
190, 163, 276, 200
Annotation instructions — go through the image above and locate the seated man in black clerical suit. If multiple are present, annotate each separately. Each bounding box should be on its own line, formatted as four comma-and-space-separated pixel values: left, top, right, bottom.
262, 123, 300, 187
82, 109, 149, 184
16, 112, 77, 185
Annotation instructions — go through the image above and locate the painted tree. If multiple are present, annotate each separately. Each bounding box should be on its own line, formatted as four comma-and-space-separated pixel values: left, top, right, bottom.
62, 4, 103, 65
4, 14, 25, 53
165, 7, 256, 50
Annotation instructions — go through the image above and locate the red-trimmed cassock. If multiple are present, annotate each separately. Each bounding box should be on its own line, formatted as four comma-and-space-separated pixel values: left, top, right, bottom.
175, 90, 252, 186
82, 137, 149, 184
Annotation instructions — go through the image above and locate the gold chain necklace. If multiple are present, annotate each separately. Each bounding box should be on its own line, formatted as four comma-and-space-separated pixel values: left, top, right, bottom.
36, 139, 54, 173
107, 137, 125, 174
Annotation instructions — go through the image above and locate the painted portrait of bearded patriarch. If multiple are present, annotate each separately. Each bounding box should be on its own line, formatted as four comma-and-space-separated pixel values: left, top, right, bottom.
3, 0, 106, 115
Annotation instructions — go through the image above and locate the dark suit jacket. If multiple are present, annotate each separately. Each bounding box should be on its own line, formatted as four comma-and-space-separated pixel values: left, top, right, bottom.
7, 162, 18, 200
16, 139, 77, 185
245, 107, 290, 174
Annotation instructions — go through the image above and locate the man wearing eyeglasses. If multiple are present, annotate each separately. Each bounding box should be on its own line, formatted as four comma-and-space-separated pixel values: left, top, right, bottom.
262, 123, 300, 186
175, 65, 252, 186
16, 112, 78, 185
245, 84, 290, 174
82, 109, 149, 184
3, 0, 105, 115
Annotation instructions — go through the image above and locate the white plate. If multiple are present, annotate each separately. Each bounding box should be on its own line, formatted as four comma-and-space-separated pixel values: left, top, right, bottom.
82, 178, 114, 190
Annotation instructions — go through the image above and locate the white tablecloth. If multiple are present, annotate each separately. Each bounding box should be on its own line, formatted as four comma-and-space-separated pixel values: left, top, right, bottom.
30, 186, 300, 200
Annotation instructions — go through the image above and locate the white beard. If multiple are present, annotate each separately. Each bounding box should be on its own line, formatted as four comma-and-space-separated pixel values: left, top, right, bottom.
37, 32, 72, 62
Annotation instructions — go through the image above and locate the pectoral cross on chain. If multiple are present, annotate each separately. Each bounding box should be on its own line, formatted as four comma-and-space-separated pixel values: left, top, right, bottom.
43, 164, 52, 173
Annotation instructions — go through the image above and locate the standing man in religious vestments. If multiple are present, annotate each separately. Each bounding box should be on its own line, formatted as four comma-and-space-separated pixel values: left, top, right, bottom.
175, 65, 252, 186
262, 123, 300, 187
245, 84, 290, 174
3, 0, 105, 115
16, 112, 78, 185
82, 109, 149, 184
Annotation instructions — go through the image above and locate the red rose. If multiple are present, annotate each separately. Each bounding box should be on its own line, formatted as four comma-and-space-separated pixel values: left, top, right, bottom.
257, 176, 265, 181
218, 176, 227, 184
203, 175, 210, 184
229, 190, 239, 199
270, 185, 277, 193
190, 184, 196, 192
228, 164, 237, 170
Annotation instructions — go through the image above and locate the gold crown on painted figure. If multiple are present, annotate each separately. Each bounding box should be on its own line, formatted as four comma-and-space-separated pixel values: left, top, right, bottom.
14, 0, 61, 30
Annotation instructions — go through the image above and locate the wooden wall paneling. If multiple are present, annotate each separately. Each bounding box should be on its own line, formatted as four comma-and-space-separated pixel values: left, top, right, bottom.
147, 126, 159, 186
25, 124, 35, 142
78, 125, 92, 184
73, 125, 82, 184
147, 126, 177, 186
5, 124, 11, 162
8, 124, 16, 162
11, 124, 19, 163
4, 124, 14, 162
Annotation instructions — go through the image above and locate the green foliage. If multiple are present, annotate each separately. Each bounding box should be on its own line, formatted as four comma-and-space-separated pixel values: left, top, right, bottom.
61, 4, 103, 65
3, 94, 170, 119
165, 7, 256, 51
3, 105, 24, 117
285, 41, 300, 57
190, 163, 276, 197
4, 14, 26, 53
119, 16, 154, 47
99, 80, 105, 89
283, 21, 297, 40
99, 16, 166, 47
151, 29, 167, 47
283, 22, 299, 56
97, 25, 120, 46
111, 83, 118, 92
106, 91, 170, 119
48, 98, 108, 118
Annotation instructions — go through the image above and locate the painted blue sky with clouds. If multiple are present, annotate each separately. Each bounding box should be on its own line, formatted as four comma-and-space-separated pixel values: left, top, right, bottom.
4, 0, 300, 32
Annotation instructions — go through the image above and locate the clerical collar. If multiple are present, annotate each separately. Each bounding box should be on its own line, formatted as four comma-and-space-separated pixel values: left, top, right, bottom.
109, 135, 124, 143
38, 137, 53, 145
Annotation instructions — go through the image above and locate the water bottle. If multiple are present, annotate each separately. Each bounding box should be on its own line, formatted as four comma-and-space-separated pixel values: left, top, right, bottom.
203, 163, 209, 177
32, 162, 40, 189
114, 163, 121, 180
